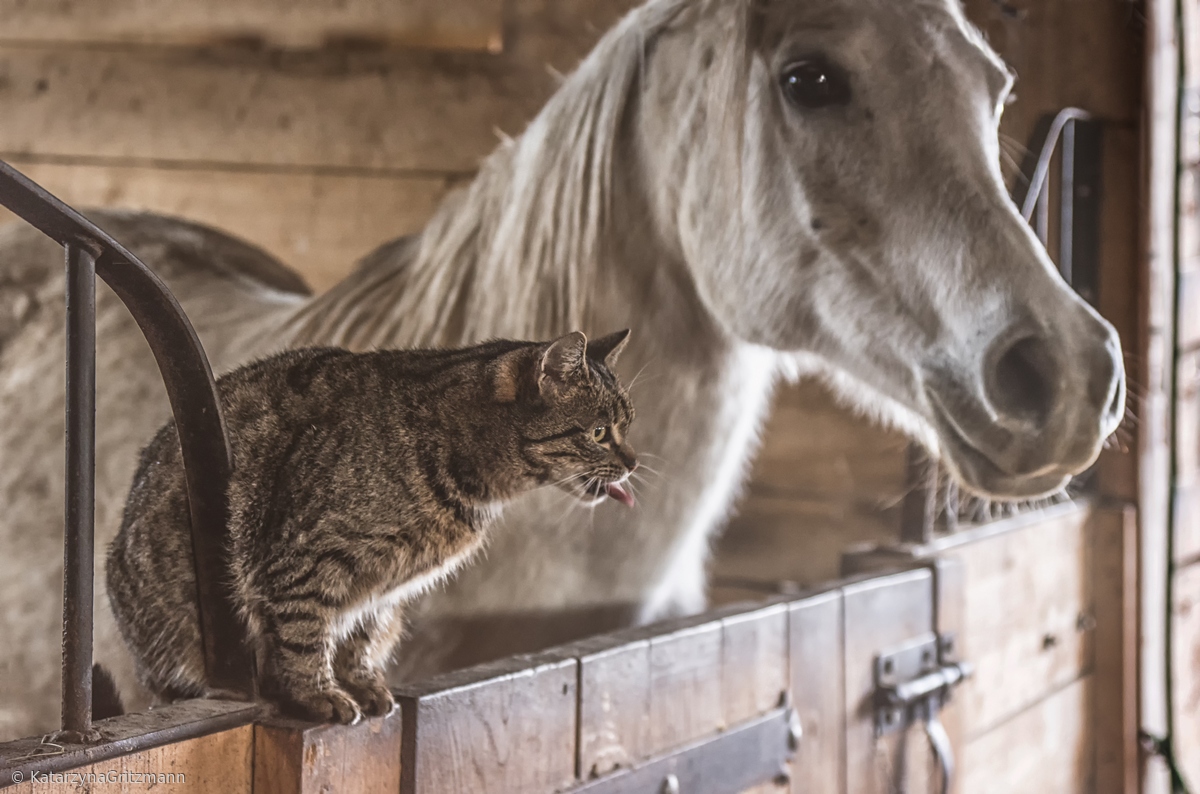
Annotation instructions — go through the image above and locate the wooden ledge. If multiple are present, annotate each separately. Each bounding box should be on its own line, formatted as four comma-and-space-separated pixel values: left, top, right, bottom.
0, 699, 263, 787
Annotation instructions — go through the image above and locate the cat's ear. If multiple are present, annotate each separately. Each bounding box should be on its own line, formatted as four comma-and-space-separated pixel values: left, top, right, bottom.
587, 329, 631, 369
539, 332, 588, 394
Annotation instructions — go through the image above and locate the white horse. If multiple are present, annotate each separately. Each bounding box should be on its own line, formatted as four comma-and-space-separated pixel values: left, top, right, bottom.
0, 0, 1124, 738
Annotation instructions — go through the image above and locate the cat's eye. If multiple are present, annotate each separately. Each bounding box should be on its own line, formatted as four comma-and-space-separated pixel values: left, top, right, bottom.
592, 426, 610, 444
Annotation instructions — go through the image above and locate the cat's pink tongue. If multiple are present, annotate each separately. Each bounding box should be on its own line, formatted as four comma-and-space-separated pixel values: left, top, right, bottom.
604, 482, 635, 507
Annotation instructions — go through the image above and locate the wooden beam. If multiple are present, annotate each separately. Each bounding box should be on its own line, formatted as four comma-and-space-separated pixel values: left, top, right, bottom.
842, 568, 936, 794
253, 714, 402, 794
0, 0, 503, 52
397, 650, 578, 794
0, 159, 457, 292
0, 46, 551, 174
1171, 562, 1200, 788
787, 590, 843, 794
1092, 505, 1140, 794
6, 724, 254, 794
1140, 0, 1181, 791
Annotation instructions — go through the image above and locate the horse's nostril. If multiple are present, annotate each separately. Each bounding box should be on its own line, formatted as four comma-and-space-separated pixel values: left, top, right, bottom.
988, 335, 1058, 426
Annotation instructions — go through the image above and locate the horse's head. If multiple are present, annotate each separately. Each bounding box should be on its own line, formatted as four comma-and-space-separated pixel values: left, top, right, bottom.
639, 0, 1124, 499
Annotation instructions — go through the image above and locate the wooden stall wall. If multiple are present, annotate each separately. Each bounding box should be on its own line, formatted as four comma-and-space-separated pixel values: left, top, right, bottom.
1171, 0, 1200, 784
0, 2, 1152, 791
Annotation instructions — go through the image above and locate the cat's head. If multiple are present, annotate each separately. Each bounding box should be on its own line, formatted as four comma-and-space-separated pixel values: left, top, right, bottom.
503, 330, 638, 507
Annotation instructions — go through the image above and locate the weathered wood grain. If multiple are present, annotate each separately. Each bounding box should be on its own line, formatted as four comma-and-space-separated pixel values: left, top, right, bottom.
788, 589, 843, 794
843, 568, 936, 794
397, 650, 577, 794
1092, 505, 1139, 794
1172, 562, 1200, 789
721, 603, 789, 727
644, 618, 725, 755
0, 45, 552, 174
8, 725, 253, 793
1176, 484, 1200, 567
253, 713, 402, 794
573, 634, 652, 780
959, 676, 1095, 794
0, 160, 456, 292
946, 506, 1093, 738
0, 0, 503, 52
1178, 350, 1200, 488
1139, 2, 1181, 790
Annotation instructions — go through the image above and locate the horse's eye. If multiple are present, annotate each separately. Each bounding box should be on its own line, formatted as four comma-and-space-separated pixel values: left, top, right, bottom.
592, 426, 610, 444
781, 58, 851, 109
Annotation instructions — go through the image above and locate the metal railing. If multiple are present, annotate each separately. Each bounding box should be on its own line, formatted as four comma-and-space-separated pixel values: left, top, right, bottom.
899, 108, 1103, 544
0, 160, 253, 742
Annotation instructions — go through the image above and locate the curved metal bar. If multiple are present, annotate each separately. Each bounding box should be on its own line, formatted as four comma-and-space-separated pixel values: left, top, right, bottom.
1013, 107, 1093, 222
0, 160, 254, 710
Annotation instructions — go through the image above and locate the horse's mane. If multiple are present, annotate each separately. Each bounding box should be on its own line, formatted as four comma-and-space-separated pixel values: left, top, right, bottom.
285, 0, 751, 350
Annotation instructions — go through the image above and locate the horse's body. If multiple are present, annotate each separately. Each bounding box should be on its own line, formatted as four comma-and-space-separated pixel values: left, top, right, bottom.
0, 0, 1124, 738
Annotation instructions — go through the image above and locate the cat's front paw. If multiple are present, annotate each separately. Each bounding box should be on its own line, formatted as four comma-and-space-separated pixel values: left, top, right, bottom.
344, 680, 396, 718
284, 687, 363, 725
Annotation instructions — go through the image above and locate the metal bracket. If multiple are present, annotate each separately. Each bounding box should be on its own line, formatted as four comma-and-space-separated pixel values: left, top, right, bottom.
873, 633, 971, 738
569, 705, 800, 794
873, 633, 972, 794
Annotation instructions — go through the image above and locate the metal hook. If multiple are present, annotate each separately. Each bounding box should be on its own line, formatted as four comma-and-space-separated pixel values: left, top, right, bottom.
924, 711, 955, 794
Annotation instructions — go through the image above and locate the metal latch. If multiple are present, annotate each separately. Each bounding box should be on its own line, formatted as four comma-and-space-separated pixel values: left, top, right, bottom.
873, 633, 972, 794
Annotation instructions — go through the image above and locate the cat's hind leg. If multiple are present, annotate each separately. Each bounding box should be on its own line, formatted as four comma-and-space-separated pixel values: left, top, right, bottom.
333, 603, 404, 718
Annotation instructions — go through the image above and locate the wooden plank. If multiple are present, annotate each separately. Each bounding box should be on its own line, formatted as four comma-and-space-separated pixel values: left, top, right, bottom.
788, 590, 843, 794
1179, 266, 1200, 354
721, 603, 789, 727
1171, 562, 1200, 789
0, 160, 455, 291
8, 725, 253, 793
0, 0, 502, 52
1178, 349, 1200, 487
946, 506, 1093, 738
1139, 2, 1181, 792
397, 650, 577, 794
644, 618, 724, 754
1092, 505, 1139, 794
574, 634, 652, 780
253, 713, 402, 794
843, 568, 935, 794
959, 676, 1095, 794
1175, 483, 1200, 565
0, 45, 553, 174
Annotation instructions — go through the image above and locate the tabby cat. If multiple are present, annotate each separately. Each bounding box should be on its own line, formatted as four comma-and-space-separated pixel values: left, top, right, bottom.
107, 330, 637, 724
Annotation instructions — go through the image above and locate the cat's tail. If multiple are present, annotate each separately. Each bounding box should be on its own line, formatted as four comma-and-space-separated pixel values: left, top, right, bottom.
91, 663, 126, 720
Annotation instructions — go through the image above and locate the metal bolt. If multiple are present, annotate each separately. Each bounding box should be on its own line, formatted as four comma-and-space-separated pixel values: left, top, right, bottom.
787, 710, 804, 750
661, 773, 680, 794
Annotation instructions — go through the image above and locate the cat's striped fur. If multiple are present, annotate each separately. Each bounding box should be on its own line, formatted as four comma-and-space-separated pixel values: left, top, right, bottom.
107, 330, 636, 723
